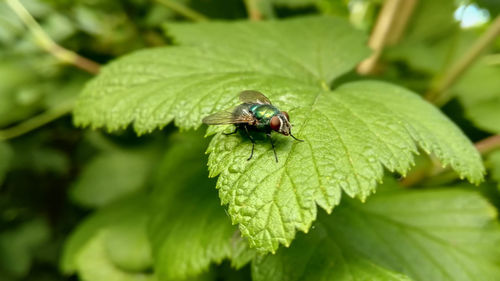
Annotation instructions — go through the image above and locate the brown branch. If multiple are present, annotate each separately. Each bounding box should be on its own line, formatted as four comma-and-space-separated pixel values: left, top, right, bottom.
475, 134, 500, 155
155, 0, 208, 22
357, 0, 417, 75
6, 0, 100, 74
401, 134, 500, 187
425, 16, 500, 105
244, 0, 263, 21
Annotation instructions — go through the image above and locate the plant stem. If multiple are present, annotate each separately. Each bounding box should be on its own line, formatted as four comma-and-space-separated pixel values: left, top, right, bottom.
425, 15, 500, 105
244, 0, 262, 21
475, 134, 500, 155
357, 0, 417, 75
0, 100, 74, 141
385, 0, 418, 46
156, 0, 208, 22
401, 134, 500, 187
6, 0, 100, 74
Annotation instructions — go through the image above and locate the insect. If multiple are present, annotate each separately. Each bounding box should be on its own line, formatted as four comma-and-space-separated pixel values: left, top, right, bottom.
202, 90, 303, 162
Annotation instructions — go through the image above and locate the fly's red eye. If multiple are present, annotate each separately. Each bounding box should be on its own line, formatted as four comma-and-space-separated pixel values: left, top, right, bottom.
270, 116, 281, 131
281, 111, 290, 122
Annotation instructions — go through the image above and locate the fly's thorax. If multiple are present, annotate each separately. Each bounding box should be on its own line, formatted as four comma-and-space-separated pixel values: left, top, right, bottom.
249, 104, 280, 121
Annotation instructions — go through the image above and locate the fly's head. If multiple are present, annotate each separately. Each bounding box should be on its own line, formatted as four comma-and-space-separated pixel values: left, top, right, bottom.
270, 111, 291, 136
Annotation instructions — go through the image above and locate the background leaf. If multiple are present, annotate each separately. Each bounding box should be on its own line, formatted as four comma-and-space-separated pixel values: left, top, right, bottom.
252, 226, 412, 281
75, 232, 155, 281
149, 131, 254, 280
60, 195, 153, 275
253, 180, 500, 281
487, 150, 500, 190
70, 147, 157, 208
453, 63, 500, 133
0, 141, 12, 184
0, 219, 50, 278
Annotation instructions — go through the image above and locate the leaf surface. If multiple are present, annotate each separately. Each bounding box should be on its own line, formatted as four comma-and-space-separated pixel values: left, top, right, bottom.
74, 16, 484, 252
0, 141, 11, 184
60, 195, 152, 274
325, 185, 500, 281
70, 148, 156, 208
149, 131, 254, 280
75, 232, 156, 281
0, 219, 50, 278
253, 227, 412, 281
454, 63, 500, 133
208, 80, 483, 252
253, 181, 500, 281
487, 150, 500, 190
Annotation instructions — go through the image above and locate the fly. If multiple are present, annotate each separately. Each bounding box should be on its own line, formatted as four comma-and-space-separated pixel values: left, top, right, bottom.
202, 90, 303, 162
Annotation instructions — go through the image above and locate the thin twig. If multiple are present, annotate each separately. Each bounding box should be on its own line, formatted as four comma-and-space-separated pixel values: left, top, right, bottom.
401, 134, 500, 187
6, 0, 100, 74
244, 0, 262, 21
385, 0, 418, 45
475, 134, 500, 155
357, 0, 417, 75
156, 0, 208, 22
425, 16, 500, 105
0, 100, 74, 141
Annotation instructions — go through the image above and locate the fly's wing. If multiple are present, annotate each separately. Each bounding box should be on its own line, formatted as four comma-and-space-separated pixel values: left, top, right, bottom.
202, 109, 254, 125
239, 90, 272, 105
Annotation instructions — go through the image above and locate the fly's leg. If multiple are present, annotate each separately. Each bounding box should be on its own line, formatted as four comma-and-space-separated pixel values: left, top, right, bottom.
267, 133, 278, 163
290, 132, 304, 142
243, 125, 255, 161
224, 126, 238, 135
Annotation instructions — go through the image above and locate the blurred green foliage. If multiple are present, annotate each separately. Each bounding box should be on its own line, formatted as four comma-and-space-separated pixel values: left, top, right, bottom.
1, 0, 500, 281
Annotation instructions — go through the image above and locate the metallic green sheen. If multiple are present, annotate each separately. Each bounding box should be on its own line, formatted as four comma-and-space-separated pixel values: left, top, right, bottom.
250, 104, 280, 129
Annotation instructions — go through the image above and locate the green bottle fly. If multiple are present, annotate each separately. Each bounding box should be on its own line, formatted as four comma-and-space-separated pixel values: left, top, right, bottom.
202, 90, 303, 162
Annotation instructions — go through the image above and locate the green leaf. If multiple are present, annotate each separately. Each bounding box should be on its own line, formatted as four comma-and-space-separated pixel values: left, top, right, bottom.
270, 0, 319, 7
474, 0, 500, 16
325, 184, 500, 281
453, 63, 500, 133
74, 16, 369, 132
60, 195, 152, 274
0, 219, 50, 278
403, 0, 457, 42
384, 0, 475, 75
209, 80, 483, 252
149, 131, 254, 280
253, 181, 500, 281
487, 150, 500, 189
70, 148, 156, 208
75, 232, 155, 281
74, 16, 484, 253
166, 17, 367, 86
0, 141, 12, 184
252, 227, 412, 281
103, 213, 152, 272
